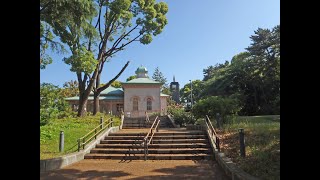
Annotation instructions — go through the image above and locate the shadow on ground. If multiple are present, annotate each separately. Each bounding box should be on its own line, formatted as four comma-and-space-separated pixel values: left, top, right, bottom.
128, 160, 230, 180
40, 159, 230, 180
40, 169, 131, 180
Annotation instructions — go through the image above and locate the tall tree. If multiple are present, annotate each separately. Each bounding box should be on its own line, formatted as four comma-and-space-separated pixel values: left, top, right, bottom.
40, 0, 94, 69
152, 67, 167, 84
91, 0, 169, 115
152, 67, 169, 93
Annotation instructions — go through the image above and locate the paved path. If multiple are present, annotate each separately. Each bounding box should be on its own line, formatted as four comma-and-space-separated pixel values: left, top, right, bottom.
40, 159, 230, 180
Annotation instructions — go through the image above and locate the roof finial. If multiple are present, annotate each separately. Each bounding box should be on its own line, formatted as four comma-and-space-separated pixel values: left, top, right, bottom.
173, 75, 175, 82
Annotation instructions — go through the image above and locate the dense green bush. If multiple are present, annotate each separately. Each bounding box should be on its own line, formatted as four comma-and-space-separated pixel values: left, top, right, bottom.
168, 106, 195, 126
192, 96, 241, 124
40, 83, 73, 125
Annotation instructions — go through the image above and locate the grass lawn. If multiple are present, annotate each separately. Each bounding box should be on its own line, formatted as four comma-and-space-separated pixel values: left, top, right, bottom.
40, 113, 121, 160
217, 115, 280, 180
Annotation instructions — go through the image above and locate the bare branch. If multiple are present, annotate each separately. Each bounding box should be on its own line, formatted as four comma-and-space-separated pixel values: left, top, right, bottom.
95, 4, 103, 40
109, 34, 142, 56
97, 61, 130, 94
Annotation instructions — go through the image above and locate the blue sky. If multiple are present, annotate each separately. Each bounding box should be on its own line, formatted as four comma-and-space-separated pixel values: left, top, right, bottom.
40, 0, 280, 88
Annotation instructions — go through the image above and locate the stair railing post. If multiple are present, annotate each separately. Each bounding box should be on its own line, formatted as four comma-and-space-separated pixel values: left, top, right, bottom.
216, 136, 220, 152
77, 139, 80, 152
239, 128, 245, 157
111, 118, 113, 127
100, 117, 103, 129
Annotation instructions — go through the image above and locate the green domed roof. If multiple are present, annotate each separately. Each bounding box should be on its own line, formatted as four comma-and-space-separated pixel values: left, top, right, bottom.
135, 66, 148, 74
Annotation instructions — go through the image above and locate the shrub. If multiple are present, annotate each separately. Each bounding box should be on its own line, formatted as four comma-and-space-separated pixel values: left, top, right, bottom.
192, 96, 241, 124
168, 106, 195, 126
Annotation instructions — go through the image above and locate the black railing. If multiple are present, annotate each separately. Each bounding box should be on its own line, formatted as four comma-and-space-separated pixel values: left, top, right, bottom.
77, 118, 113, 152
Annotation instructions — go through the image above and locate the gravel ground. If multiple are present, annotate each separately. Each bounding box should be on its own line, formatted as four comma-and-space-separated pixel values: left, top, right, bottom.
40, 159, 230, 180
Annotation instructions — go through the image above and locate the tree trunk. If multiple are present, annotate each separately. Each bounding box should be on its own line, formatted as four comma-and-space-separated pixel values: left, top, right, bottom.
77, 94, 88, 117
92, 61, 130, 115
93, 92, 100, 115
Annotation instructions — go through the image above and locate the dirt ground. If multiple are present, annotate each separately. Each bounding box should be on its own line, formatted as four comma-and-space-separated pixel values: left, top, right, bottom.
40, 159, 230, 180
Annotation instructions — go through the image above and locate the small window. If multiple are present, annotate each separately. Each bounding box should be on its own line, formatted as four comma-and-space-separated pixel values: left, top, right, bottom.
147, 98, 152, 110
133, 97, 138, 111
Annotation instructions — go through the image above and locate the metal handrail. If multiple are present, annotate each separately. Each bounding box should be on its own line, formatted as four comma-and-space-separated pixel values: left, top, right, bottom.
148, 119, 161, 144
142, 116, 160, 160
205, 115, 220, 152
77, 117, 113, 151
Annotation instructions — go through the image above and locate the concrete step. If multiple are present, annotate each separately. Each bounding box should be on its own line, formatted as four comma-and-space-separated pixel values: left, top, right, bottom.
104, 135, 207, 140
96, 143, 210, 149
84, 153, 212, 160
100, 139, 208, 144
90, 148, 211, 154
109, 131, 205, 136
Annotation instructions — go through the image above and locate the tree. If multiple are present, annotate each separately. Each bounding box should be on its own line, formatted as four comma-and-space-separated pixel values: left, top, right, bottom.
40, 83, 70, 125
180, 80, 204, 104
152, 67, 169, 94
126, 75, 137, 81
60, 80, 79, 97
192, 96, 241, 124
40, 0, 95, 69
89, 0, 169, 115
152, 67, 167, 84
197, 25, 280, 115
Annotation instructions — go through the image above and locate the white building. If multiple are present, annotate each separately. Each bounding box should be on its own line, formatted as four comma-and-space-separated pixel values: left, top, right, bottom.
66, 66, 169, 118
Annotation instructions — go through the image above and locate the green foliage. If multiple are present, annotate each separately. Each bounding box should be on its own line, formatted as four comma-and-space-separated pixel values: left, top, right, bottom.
152, 67, 167, 84
40, 83, 72, 125
60, 80, 79, 97
192, 96, 241, 123
110, 80, 122, 88
220, 115, 280, 180
40, 0, 96, 69
126, 75, 137, 81
168, 106, 195, 126
40, 113, 121, 159
180, 80, 204, 104
152, 66, 169, 93
63, 47, 97, 74
195, 25, 280, 116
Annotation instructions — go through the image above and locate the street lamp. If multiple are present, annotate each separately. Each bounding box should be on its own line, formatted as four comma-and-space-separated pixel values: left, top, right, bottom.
189, 80, 193, 108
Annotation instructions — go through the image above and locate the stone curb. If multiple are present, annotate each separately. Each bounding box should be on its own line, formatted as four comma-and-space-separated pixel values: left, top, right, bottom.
205, 129, 260, 180
40, 126, 120, 172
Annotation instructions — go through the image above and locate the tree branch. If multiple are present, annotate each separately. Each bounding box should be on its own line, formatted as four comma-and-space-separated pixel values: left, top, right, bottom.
97, 61, 130, 94
95, 3, 103, 40
109, 33, 142, 56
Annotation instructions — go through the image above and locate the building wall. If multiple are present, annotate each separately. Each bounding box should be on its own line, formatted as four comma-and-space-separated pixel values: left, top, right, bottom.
123, 85, 161, 118
66, 100, 124, 116
160, 96, 168, 115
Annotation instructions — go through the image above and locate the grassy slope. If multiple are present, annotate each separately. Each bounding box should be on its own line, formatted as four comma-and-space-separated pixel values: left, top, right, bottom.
217, 115, 280, 180
40, 114, 120, 160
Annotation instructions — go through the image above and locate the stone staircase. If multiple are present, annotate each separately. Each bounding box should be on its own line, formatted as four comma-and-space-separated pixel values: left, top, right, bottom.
84, 129, 213, 160
122, 116, 174, 129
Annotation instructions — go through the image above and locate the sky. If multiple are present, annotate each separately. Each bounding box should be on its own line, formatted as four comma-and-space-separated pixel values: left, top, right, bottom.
40, 0, 280, 88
